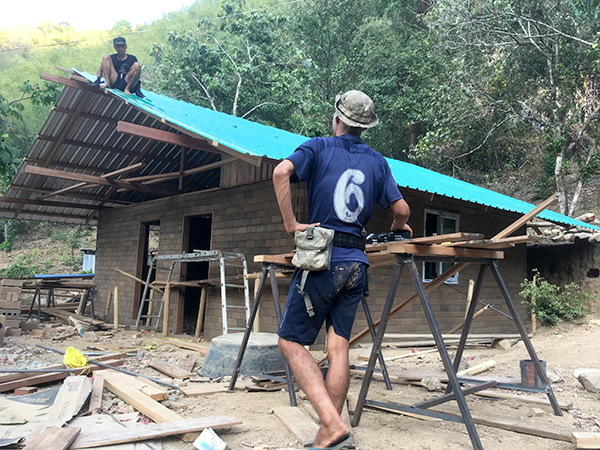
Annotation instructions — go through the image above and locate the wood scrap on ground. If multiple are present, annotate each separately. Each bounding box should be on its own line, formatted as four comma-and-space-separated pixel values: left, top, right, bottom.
571, 431, 600, 449
86, 372, 105, 415
23, 427, 80, 450
167, 338, 209, 355
273, 406, 319, 447
69, 416, 242, 449
148, 359, 194, 380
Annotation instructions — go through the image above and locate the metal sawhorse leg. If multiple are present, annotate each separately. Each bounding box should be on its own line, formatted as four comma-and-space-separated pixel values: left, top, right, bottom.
27, 287, 55, 321
351, 254, 562, 450
228, 263, 298, 406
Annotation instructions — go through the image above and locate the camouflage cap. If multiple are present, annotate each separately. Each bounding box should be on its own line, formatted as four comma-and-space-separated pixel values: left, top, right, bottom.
335, 90, 378, 129
113, 37, 127, 46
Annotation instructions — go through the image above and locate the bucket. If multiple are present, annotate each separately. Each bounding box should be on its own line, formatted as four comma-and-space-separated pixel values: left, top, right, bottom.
520, 359, 547, 387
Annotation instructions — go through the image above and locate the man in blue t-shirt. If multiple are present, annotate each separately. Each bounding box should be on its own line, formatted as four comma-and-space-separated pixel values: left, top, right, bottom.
96, 37, 143, 97
273, 90, 411, 449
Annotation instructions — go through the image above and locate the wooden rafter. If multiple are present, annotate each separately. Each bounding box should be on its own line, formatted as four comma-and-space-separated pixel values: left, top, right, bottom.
123, 159, 232, 184
0, 207, 95, 222
9, 185, 131, 206
117, 121, 263, 167
0, 197, 104, 210
22, 165, 177, 196
38, 162, 145, 200
40, 72, 104, 95
24, 158, 112, 174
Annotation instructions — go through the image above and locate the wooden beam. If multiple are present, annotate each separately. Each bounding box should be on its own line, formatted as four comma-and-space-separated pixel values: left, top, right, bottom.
38, 162, 145, 200
41, 72, 104, 95
124, 159, 231, 184
385, 243, 504, 259
492, 194, 557, 240
0, 196, 104, 210
0, 207, 95, 222
23, 427, 81, 450
449, 235, 543, 249
571, 431, 600, 449
25, 157, 112, 173
22, 165, 177, 196
70, 416, 242, 449
118, 121, 262, 167
9, 185, 131, 205
117, 121, 223, 155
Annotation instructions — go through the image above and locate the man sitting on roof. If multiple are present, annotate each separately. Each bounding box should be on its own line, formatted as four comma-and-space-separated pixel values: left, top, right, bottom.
96, 37, 143, 98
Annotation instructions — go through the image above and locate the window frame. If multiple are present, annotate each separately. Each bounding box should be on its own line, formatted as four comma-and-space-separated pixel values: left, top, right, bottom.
422, 209, 460, 284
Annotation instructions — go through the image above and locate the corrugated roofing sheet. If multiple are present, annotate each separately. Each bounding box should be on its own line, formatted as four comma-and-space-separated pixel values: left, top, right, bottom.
5, 69, 597, 231
81, 70, 599, 232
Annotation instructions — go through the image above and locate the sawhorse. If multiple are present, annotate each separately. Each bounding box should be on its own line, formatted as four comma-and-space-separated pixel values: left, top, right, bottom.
228, 261, 394, 405
351, 251, 562, 450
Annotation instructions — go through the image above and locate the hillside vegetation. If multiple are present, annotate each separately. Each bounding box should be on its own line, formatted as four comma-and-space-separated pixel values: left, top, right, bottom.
0, 221, 96, 277
1, 0, 600, 270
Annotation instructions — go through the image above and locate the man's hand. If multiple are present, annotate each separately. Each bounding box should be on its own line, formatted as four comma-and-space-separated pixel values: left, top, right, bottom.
391, 220, 413, 237
285, 221, 321, 237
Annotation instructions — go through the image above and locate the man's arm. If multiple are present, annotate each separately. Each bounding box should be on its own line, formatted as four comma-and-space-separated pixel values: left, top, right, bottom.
390, 198, 412, 236
273, 159, 318, 236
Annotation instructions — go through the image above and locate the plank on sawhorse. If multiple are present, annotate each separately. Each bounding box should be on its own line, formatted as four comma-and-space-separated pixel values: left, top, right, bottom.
273, 406, 319, 447
70, 416, 242, 448
23, 427, 80, 450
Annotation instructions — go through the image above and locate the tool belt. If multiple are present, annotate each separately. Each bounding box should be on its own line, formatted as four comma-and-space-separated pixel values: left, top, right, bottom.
332, 230, 366, 251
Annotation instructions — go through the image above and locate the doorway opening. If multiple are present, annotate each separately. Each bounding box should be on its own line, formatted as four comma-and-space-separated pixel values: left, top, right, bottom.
181, 214, 212, 335
134, 221, 160, 320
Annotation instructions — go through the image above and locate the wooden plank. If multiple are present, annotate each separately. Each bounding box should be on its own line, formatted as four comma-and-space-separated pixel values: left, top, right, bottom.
0, 352, 128, 385
362, 398, 573, 441
95, 370, 167, 401
22, 165, 176, 196
254, 253, 293, 265
102, 370, 183, 423
492, 194, 556, 240
86, 372, 105, 415
474, 389, 572, 411
273, 406, 319, 446
571, 431, 600, 449
70, 416, 242, 448
366, 232, 485, 252
45, 376, 92, 427
179, 383, 228, 397
0, 359, 123, 392
385, 243, 504, 259
177, 357, 197, 373
167, 339, 209, 355
116, 121, 223, 155
449, 235, 543, 249
23, 427, 80, 450
148, 359, 193, 380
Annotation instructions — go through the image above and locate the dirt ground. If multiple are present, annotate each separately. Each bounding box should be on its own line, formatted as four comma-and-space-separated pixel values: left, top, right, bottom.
2, 313, 600, 450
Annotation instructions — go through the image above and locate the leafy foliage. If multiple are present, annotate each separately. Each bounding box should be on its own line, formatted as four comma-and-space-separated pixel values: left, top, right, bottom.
520, 269, 591, 326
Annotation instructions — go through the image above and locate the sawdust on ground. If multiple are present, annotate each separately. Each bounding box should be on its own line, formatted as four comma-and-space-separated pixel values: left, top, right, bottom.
2, 314, 600, 450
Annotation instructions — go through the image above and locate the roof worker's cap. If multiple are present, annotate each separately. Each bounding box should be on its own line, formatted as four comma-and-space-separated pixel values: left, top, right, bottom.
113, 37, 127, 46
335, 90, 378, 129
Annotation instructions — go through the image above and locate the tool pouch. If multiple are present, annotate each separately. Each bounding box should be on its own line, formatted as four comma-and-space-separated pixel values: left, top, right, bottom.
292, 226, 334, 317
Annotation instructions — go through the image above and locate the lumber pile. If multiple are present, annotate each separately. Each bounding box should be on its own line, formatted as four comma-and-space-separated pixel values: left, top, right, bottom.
528, 213, 600, 243
0, 279, 24, 338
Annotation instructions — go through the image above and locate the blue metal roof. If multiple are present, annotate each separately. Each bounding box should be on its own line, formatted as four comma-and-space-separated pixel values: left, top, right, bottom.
77, 70, 599, 231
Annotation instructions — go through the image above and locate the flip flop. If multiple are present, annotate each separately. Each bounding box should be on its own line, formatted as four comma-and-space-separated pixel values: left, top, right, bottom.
308, 434, 352, 450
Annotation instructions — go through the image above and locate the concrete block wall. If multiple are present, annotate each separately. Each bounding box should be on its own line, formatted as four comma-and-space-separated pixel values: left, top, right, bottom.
95, 176, 530, 343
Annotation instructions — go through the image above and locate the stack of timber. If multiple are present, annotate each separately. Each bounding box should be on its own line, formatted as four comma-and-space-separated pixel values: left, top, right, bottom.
529, 212, 600, 243
0, 279, 24, 339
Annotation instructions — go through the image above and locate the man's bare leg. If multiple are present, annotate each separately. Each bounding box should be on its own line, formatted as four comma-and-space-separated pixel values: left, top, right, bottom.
278, 337, 349, 448
325, 327, 350, 414
124, 62, 141, 95
98, 55, 117, 88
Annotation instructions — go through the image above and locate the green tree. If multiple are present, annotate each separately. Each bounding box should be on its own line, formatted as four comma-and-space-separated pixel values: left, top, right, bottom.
422, 0, 600, 214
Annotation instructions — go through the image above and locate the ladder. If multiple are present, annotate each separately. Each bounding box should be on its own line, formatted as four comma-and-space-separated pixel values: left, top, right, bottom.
135, 251, 250, 334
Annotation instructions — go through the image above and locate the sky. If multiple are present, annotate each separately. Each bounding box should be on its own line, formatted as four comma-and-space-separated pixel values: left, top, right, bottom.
1, 0, 196, 31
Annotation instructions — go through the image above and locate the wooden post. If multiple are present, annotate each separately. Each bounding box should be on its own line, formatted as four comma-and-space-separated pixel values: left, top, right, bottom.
531, 275, 538, 334
464, 279, 475, 320
195, 287, 207, 338
113, 287, 119, 330
76, 291, 86, 315
104, 289, 113, 320
162, 283, 171, 337
252, 277, 261, 333
146, 288, 155, 327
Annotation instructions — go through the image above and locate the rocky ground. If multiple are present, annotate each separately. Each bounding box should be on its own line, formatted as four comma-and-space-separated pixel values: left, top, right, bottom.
1, 310, 600, 450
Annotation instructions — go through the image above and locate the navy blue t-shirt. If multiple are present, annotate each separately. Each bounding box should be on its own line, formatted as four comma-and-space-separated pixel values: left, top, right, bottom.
287, 134, 403, 264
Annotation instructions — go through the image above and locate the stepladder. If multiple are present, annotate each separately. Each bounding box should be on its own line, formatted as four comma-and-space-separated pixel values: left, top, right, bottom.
135, 250, 251, 334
